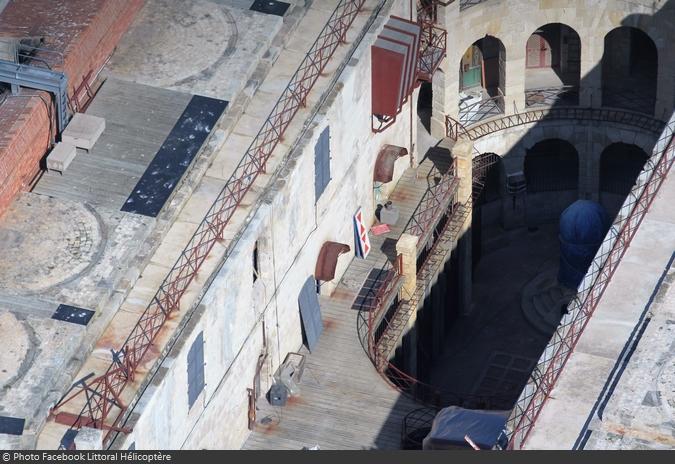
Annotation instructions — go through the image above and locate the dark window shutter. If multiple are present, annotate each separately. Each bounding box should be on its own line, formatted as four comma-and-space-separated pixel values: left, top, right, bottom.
314, 127, 330, 201
298, 276, 323, 352
187, 331, 205, 408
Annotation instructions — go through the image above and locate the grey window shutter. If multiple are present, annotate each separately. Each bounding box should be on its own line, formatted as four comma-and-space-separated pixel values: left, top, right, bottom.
314, 127, 330, 201
187, 331, 205, 408
298, 276, 323, 352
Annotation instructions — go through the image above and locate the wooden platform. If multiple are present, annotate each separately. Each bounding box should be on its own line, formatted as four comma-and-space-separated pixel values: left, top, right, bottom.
243, 153, 452, 450
33, 78, 192, 210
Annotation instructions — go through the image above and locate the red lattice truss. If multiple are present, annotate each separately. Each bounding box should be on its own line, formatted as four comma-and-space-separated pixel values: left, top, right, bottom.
51, 0, 367, 445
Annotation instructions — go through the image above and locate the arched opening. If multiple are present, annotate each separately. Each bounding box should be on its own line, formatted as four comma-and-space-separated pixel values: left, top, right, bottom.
417, 81, 433, 134
458, 36, 506, 125
600, 142, 650, 217
525, 23, 581, 107
524, 139, 579, 193
601, 27, 657, 115
524, 139, 579, 225
472, 152, 502, 264
473, 152, 502, 205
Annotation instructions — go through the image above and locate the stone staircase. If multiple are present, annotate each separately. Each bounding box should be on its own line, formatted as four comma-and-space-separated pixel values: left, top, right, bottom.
521, 269, 576, 335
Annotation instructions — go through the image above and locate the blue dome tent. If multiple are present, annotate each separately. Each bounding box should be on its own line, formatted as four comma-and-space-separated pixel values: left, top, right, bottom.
558, 200, 610, 289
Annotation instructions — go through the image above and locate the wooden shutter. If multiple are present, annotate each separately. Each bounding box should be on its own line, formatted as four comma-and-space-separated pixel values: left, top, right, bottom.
187, 331, 205, 408
298, 276, 323, 352
314, 126, 330, 201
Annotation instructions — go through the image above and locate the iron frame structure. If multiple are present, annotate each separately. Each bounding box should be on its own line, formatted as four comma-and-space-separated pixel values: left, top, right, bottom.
505, 118, 675, 449
371, 0, 447, 133
446, 106, 665, 142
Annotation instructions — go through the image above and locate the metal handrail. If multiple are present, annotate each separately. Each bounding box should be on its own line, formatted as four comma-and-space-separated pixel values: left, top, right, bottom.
417, 20, 447, 82
505, 115, 675, 449
402, 159, 457, 240
446, 105, 666, 142
51, 0, 368, 444
361, 186, 514, 409
366, 255, 404, 365
459, 0, 486, 11
459, 90, 505, 126
0, 38, 65, 70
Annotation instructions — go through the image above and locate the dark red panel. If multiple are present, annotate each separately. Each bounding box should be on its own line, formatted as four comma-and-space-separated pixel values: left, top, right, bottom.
371, 39, 406, 117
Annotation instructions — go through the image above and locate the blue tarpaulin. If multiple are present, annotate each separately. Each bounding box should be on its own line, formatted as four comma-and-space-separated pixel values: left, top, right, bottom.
422, 406, 509, 450
558, 200, 610, 289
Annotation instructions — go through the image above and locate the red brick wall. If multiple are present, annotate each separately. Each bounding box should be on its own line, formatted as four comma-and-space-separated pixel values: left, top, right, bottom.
0, 0, 144, 217
0, 94, 52, 214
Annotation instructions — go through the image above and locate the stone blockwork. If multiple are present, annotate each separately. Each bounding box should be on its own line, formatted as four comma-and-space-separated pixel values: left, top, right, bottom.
471, 120, 660, 225
431, 0, 675, 136
112, 0, 417, 450
0, 0, 144, 217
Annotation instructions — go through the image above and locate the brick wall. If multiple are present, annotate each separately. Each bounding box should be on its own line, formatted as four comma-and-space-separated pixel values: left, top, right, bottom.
0, 93, 52, 214
0, 0, 144, 217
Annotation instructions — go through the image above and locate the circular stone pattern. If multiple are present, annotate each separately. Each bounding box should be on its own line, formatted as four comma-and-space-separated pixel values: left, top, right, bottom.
0, 195, 103, 294
107, 0, 236, 88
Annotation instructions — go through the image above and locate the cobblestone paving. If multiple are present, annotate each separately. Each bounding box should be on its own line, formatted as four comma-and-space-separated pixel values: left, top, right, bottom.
0, 193, 104, 294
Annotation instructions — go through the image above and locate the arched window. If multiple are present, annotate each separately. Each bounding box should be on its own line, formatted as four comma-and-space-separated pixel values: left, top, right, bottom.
458, 36, 506, 125
472, 152, 502, 204
524, 139, 579, 192
600, 143, 649, 196
525, 23, 581, 107
602, 27, 657, 115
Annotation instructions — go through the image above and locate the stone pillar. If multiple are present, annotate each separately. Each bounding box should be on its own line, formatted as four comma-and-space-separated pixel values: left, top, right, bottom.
453, 139, 473, 201
451, 139, 473, 316
655, 47, 675, 120
501, 155, 527, 229
396, 233, 419, 300
73, 427, 103, 450
580, 34, 603, 108
505, 50, 526, 114
431, 68, 449, 139
396, 233, 419, 377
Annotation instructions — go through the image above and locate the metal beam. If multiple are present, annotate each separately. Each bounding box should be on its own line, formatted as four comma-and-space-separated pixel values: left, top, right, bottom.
0, 59, 68, 132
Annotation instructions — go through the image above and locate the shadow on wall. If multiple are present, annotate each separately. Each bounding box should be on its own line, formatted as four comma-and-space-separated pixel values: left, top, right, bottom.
476, 3, 673, 232
370, 0, 675, 450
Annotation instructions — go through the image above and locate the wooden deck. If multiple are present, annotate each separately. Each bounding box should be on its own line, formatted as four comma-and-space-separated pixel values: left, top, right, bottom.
243, 153, 452, 450
33, 78, 192, 210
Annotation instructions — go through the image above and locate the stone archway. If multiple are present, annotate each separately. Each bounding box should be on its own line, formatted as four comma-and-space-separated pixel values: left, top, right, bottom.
458, 36, 506, 125
525, 23, 581, 107
602, 26, 658, 115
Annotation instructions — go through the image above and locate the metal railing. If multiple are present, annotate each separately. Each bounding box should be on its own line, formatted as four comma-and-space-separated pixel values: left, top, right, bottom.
401, 407, 437, 449
459, 0, 486, 11
417, 20, 447, 82
0, 38, 65, 71
403, 160, 458, 240
50, 0, 368, 444
505, 115, 675, 449
366, 255, 405, 368
472, 152, 500, 202
446, 106, 665, 142
363, 188, 516, 407
459, 91, 505, 126
602, 87, 656, 118
68, 70, 96, 114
